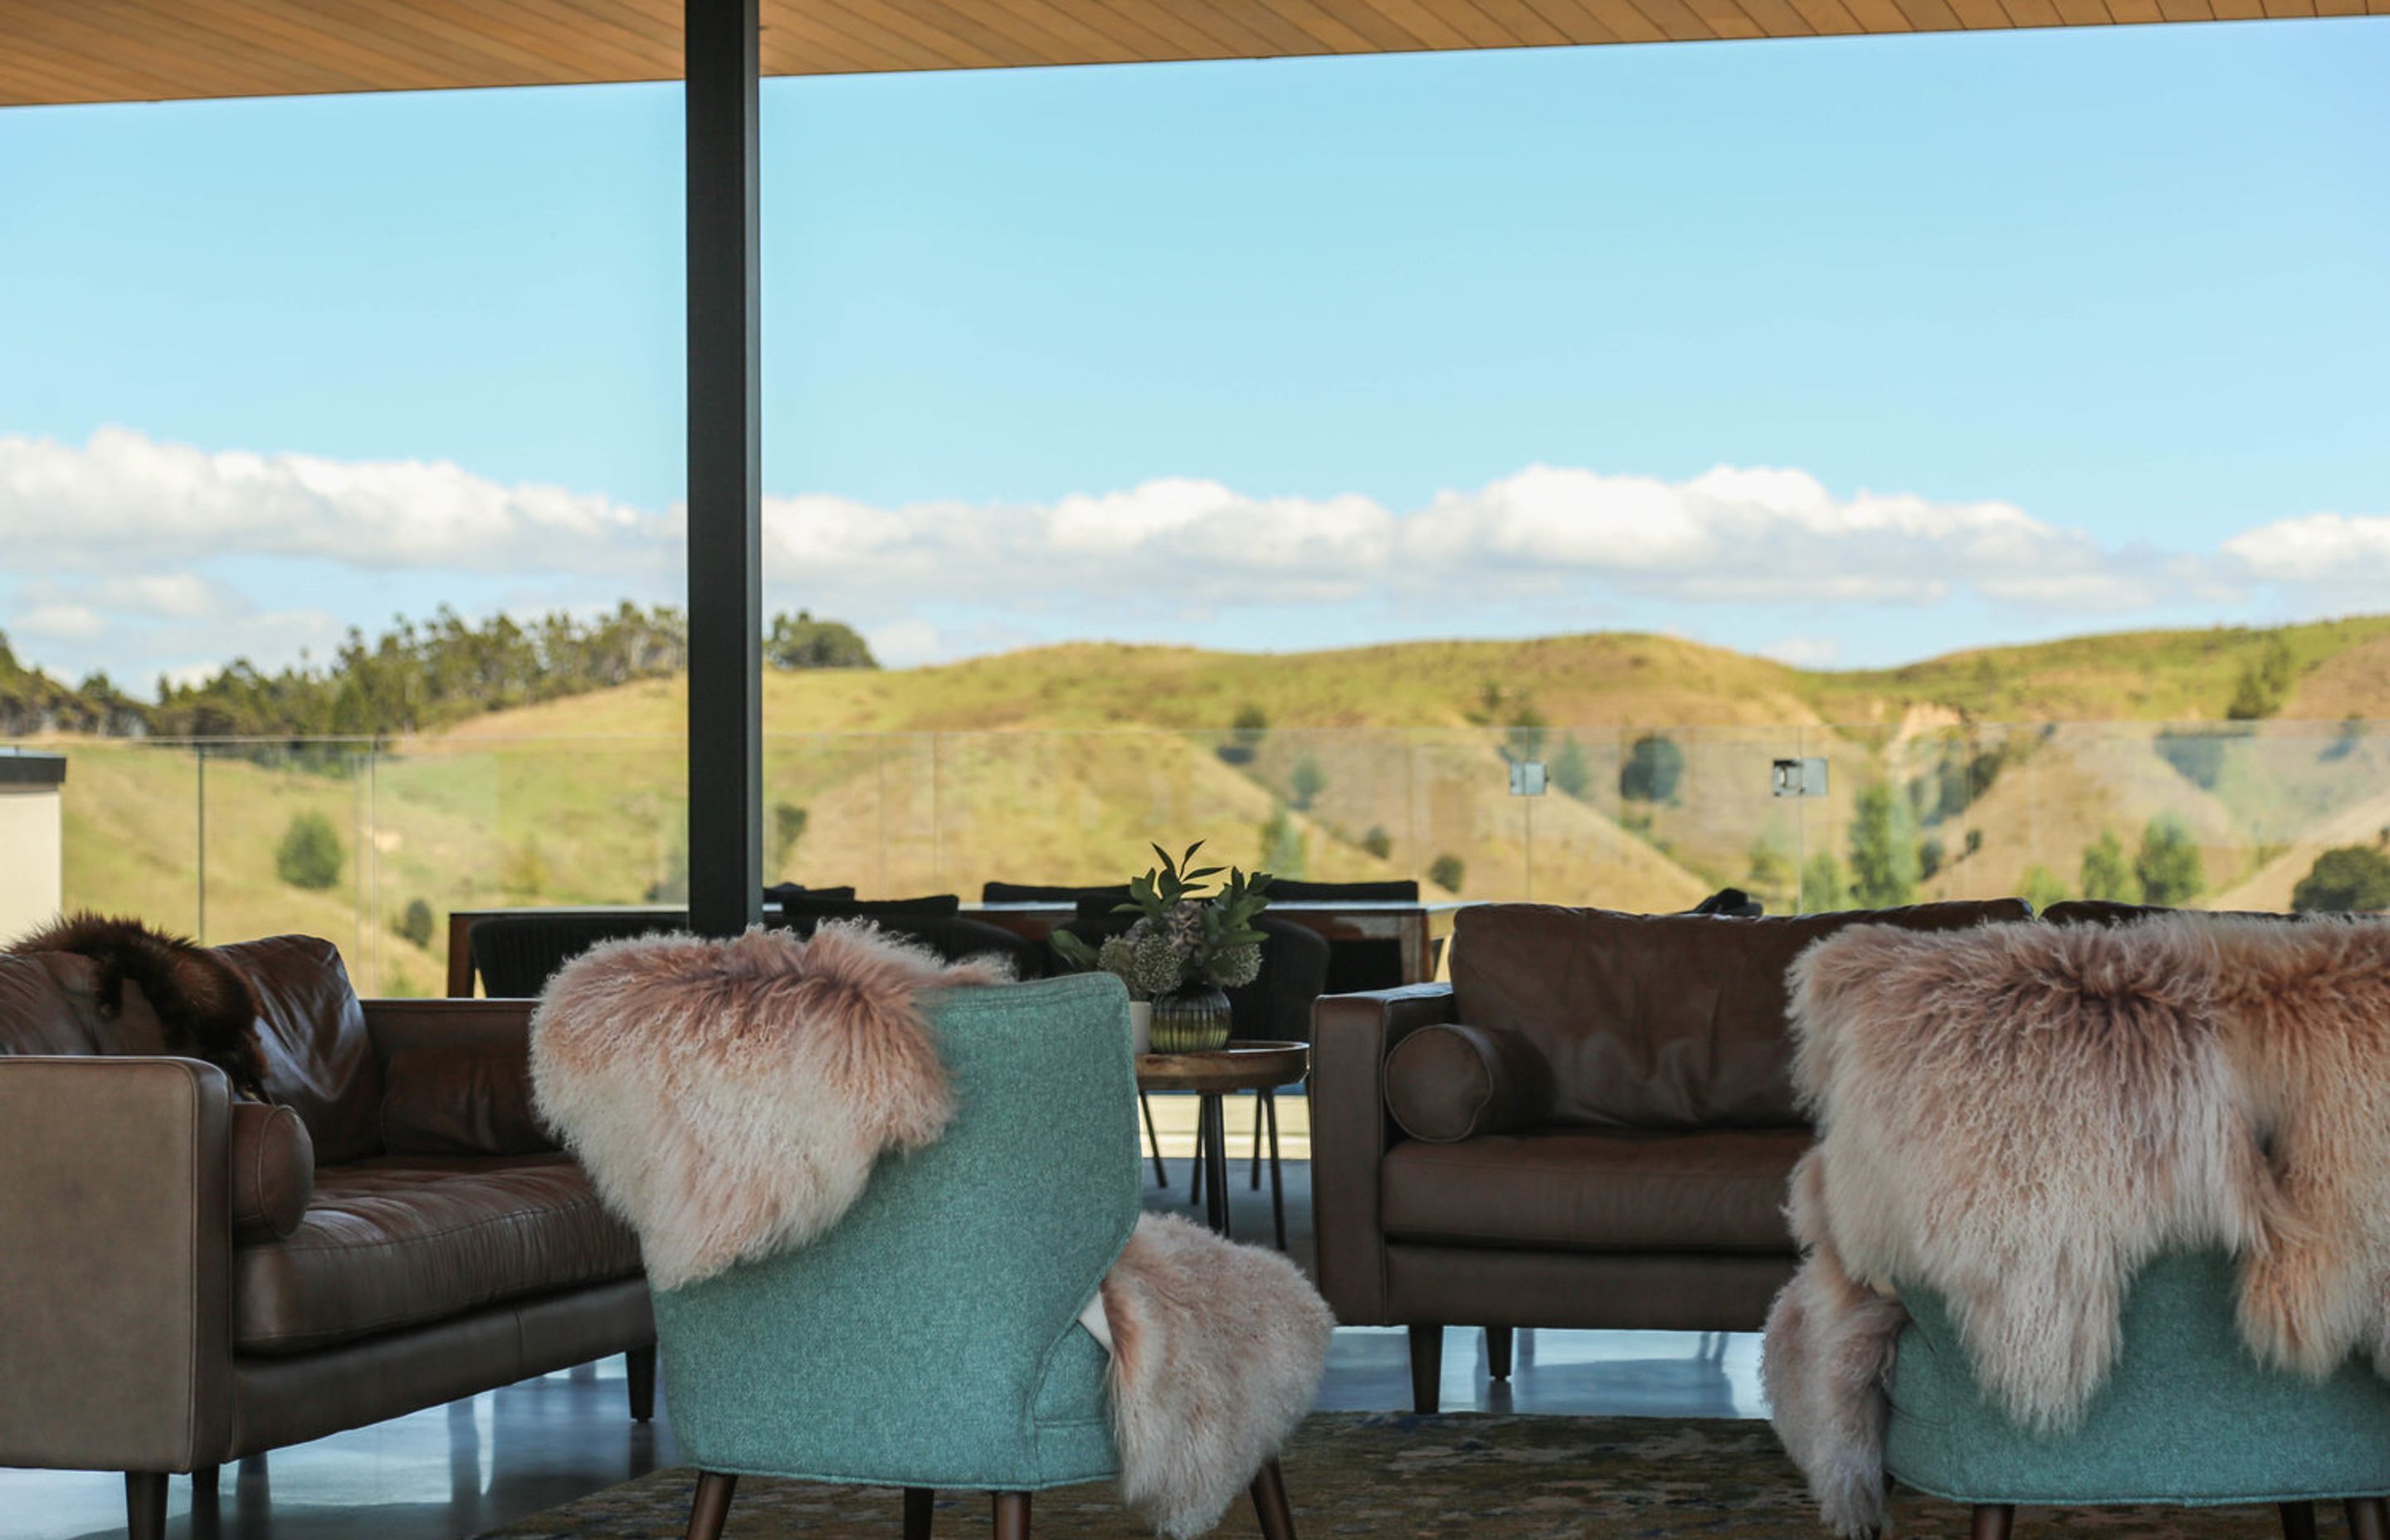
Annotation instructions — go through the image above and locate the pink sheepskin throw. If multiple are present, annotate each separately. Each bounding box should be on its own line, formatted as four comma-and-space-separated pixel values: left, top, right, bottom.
1764, 913, 2390, 1538
531, 923, 1331, 1538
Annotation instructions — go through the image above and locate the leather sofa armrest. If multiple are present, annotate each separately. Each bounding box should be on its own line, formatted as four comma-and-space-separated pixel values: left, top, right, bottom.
1383, 1021, 1553, 1143
0, 1056, 237, 1473
1311, 984, 1456, 1324
363, 999, 556, 1155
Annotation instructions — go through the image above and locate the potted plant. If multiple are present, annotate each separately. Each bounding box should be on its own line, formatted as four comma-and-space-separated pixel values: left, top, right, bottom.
1052, 841, 1273, 1053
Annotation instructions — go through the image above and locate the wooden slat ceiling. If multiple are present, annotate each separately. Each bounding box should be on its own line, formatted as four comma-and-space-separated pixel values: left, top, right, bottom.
2, 0, 2383, 106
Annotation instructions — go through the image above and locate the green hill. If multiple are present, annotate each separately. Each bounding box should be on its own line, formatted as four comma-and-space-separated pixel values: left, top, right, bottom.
28, 614, 2390, 995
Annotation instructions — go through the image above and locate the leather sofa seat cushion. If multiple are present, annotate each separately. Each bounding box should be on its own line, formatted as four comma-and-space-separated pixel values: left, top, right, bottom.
234, 1154, 642, 1355
1383, 1022, 1551, 1142
1450, 900, 2031, 1128
1380, 1128, 1811, 1254
215, 936, 383, 1164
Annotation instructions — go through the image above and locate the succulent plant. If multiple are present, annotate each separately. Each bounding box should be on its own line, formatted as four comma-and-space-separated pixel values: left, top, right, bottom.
1051, 841, 1275, 997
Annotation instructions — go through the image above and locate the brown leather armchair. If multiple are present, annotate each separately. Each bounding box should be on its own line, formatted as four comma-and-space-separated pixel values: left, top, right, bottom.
1311, 899, 2029, 1411
0, 935, 653, 1540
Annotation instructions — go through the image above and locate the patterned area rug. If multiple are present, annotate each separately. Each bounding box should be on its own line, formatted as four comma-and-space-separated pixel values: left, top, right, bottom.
478, 1411, 2302, 1538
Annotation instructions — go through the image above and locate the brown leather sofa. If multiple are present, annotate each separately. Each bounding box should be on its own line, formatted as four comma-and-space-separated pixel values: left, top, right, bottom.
1312, 898, 2030, 1411
0, 933, 652, 1540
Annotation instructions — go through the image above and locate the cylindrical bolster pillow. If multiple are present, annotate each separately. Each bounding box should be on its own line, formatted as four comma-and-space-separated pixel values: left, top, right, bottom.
1383, 1021, 1551, 1143
380, 1045, 558, 1156
230, 1100, 314, 1242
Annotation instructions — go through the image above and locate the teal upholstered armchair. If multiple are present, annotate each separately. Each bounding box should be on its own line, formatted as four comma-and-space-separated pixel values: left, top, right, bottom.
651, 972, 1300, 1540
1887, 1253, 2390, 1540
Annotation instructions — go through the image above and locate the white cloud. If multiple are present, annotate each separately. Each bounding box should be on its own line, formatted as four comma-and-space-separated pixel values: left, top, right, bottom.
0, 427, 675, 575
2, 426, 2383, 682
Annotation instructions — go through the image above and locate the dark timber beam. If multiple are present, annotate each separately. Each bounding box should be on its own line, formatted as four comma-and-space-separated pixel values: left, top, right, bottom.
684, 0, 763, 938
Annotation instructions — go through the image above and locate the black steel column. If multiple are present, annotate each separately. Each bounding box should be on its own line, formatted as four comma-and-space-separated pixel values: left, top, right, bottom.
685, 0, 762, 938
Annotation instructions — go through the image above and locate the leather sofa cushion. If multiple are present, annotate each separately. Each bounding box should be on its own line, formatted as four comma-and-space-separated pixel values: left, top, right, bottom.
1381, 1128, 1811, 1254
1450, 900, 2030, 1128
215, 936, 383, 1164
1383, 1022, 1550, 1142
381, 1045, 557, 1157
233, 1154, 641, 1354
231, 1101, 315, 1242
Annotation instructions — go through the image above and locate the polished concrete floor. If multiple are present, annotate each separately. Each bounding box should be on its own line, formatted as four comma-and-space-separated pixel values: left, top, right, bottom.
0, 1134, 1763, 1540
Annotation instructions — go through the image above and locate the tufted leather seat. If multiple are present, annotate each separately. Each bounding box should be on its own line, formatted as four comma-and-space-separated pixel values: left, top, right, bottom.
234, 1154, 643, 1355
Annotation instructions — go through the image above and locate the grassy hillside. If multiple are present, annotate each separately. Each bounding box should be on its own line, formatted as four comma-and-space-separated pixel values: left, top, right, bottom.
27, 614, 2390, 994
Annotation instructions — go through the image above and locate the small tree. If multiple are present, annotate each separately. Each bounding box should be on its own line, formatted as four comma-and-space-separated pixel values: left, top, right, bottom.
2134, 816, 2205, 906
1360, 825, 1393, 860
2227, 634, 2295, 720
1259, 803, 1307, 878
2079, 828, 2142, 904
1288, 754, 1328, 811
1847, 783, 1919, 908
2291, 845, 2390, 913
1217, 704, 1269, 767
1427, 852, 1466, 894
764, 610, 877, 670
1619, 733, 1685, 805
772, 801, 809, 874
1800, 851, 1850, 914
2020, 864, 2070, 913
500, 837, 549, 899
2154, 728, 2229, 790
1502, 704, 1549, 766
1550, 734, 1593, 800
1917, 835, 1946, 883
395, 897, 435, 950
275, 810, 344, 891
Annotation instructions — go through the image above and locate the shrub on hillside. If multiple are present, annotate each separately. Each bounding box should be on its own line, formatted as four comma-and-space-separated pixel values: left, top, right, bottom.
1551, 735, 1592, 799
276, 811, 344, 891
2291, 844, 2390, 913
2080, 829, 2140, 904
2154, 727, 2232, 790
2134, 816, 2204, 906
1360, 826, 1393, 860
1847, 783, 1919, 908
396, 897, 435, 950
2225, 634, 2295, 721
1217, 704, 1268, 767
765, 611, 876, 670
1289, 754, 1327, 811
1427, 853, 1466, 894
1619, 733, 1684, 805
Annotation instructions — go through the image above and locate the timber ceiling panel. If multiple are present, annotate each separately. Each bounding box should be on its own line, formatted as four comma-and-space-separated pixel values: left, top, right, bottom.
0, 0, 2382, 106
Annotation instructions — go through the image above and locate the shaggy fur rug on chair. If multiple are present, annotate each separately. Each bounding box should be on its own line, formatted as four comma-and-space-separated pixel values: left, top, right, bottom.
531, 923, 1334, 1540
1764, 913, 2390, 1538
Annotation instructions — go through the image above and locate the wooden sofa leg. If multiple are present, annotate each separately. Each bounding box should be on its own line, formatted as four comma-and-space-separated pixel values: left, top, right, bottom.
192, 1463, 221, 1501
627, 1344, 657, 1421
2347, 1499, 2389, 1540
1485, 1326, 1514, 1381
905, 1486, 935, 1540
993, 1490, 1032, 1540
1408, 1324, 1443, 1414
1970, 1503, 2015, 1540
2280, 1501, 2318, 1540
125, 1473, 168, 1540
1251, 1456, 1298, 1540
685, 1471, 737, 1540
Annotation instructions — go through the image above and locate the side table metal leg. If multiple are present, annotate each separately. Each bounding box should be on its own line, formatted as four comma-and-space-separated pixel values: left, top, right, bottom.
1202, 1094, 1231, 1235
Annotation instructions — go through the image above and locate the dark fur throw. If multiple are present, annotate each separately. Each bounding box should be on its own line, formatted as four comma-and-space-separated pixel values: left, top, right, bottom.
9, 913, 266, 1096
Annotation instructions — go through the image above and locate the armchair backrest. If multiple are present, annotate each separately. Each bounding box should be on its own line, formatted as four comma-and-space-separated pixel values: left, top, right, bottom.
1451, 899, 2030, 1130
651, 972, 1140, 1489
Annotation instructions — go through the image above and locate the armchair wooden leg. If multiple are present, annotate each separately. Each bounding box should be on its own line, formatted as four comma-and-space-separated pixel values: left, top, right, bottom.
1485, 1326, 1514, 1382
125, 1472, 168, 1540
993, 1490, 1032, 1540
1250, 1456, 1298, 1540
2347, 1499, 2389, 1540
2280, 1502, 2318, 1540
1970, 1503, 2015, 1540
627, 1344, 657, 1422
685, 1471, 738, 1540
1408, 1323, 1443, 1414
1139, 1093, 1168, 1189
905, 1486, 935, 1540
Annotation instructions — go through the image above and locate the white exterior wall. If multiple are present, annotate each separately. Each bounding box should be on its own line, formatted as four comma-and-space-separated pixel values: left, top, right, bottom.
0, 784, 63, 940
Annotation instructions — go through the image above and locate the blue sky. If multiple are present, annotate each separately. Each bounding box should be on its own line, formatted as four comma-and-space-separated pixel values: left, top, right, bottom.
2, 18, 2386, 685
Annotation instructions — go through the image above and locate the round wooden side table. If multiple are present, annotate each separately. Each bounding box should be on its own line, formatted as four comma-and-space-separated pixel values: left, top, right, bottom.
1135, 1040, 1309, 1245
